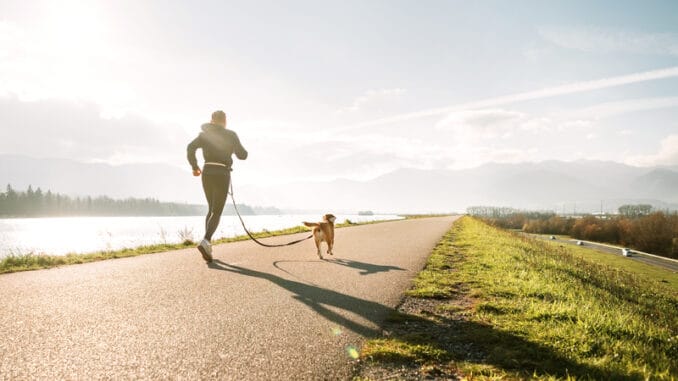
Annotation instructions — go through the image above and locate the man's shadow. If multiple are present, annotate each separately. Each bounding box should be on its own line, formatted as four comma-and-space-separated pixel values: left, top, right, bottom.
206, 260, 632, 379
377, 311, 635, 380
208, 259, 392, 336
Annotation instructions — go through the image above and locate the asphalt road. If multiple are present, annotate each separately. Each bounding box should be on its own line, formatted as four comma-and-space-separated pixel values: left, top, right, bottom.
529, 234, 678, 272
0, 216, 458, 380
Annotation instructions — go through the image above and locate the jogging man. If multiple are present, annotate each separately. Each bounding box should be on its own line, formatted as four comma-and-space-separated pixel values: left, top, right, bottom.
187, 110, 248, 262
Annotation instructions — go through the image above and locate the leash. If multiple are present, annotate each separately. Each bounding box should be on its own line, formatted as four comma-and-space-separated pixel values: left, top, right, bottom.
227, 178, 313, 248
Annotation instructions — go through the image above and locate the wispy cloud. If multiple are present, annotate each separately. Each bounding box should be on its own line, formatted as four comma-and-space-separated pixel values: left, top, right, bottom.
567, 97, 678, 119
339, 88, 406, 113
434, 109, 548, 139
0, 96, 185, 166
337, 66, 678, 131
627, 134, 678, 167
539, 26, 678, 56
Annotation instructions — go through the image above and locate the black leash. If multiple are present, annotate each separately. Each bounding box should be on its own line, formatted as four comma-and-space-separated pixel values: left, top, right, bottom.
228, 180, 313, 248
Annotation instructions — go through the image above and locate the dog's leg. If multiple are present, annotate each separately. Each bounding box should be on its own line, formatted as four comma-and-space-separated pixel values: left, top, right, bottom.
314, 235, 323, 259
327, 238, 333, 255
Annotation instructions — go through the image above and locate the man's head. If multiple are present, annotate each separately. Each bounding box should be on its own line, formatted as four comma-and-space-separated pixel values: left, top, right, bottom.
211, 110, 227, 127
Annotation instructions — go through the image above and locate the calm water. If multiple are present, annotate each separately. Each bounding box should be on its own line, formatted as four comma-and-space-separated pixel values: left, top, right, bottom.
0, 214, 402, 257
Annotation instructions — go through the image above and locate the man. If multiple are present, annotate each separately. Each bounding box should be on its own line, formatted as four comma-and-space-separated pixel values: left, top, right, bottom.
187, 110, 248, 262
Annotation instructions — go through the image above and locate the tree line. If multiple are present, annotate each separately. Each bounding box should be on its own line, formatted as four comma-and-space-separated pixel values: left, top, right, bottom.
0, 184, 277, 217
468, 205, 678, 259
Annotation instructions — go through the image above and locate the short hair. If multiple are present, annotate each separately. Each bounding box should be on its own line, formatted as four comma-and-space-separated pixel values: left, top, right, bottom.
211, 110, 226, 123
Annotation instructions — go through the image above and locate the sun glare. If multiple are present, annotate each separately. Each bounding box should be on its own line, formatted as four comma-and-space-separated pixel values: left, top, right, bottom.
43, 1, 105, 56
10, 1, 139, 117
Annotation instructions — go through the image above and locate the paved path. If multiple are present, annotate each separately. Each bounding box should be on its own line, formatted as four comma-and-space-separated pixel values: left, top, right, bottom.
0, 216, 458, 380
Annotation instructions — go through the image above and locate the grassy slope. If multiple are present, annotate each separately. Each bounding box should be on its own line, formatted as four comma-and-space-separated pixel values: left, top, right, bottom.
359, 217, 678, 380
0, 219, 387, 274
544, 238, 678, 290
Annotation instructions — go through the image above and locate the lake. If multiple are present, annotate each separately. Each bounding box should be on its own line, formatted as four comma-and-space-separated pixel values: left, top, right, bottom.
0, 214, 402, 257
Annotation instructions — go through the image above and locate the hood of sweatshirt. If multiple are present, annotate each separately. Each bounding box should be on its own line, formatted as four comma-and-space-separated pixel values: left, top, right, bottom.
201, 123, 224, 133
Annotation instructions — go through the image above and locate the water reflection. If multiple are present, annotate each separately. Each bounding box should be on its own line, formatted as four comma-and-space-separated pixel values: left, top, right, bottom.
0, 215, 402, 257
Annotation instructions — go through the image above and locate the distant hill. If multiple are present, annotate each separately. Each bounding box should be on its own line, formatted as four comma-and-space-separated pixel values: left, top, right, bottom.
0, 154, 200, 203
1, 155, 677, 214
0, 182, 276, 217
630, 169, 678, 201
239, 160, 678, 213
0, 184, 204, 217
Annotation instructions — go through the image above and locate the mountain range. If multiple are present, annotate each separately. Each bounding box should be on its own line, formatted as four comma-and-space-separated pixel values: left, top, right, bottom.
0, 154, 199, 203
1, 154, 677, 214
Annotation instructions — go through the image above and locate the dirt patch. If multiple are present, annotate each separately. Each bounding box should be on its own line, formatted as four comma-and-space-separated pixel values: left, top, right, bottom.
355, 294, 482, 381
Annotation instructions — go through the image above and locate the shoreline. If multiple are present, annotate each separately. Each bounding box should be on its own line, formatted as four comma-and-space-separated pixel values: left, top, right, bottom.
0, 217, 412, 275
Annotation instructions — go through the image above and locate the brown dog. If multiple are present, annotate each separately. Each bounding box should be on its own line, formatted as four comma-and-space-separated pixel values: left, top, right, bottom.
303, 214, 336, 259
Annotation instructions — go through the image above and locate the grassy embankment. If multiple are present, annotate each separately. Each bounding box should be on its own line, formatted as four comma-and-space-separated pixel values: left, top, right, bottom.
358, 216, 677, 380
0, 218, 397, 274
548, 237, 678, 290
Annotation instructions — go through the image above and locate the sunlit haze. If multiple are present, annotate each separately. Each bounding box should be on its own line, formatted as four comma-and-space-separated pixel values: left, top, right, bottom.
1, 0, 677, 200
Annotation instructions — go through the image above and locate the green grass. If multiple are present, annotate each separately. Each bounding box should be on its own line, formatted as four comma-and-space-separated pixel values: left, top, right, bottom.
540, 237, 678, 289
0, 217, 399, 274
0, 241, 198, 274
363, 338, 450, 364
360, 216, 678, 380
406, 231, 462, 298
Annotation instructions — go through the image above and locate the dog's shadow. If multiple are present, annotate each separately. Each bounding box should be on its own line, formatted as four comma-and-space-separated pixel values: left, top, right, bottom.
323, 258, 406, 275
272, 258, 405, 277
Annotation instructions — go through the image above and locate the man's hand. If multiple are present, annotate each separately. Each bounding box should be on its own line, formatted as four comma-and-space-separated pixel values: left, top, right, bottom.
192, 168, 202, 176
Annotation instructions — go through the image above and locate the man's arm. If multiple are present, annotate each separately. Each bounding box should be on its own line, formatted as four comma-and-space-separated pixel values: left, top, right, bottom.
187, 134, 202, 171
232, 132, 248, 160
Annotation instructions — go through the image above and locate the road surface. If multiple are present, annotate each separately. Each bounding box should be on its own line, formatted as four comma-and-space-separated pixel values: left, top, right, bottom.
0, 216, 458, 380
528, 234, 678, 272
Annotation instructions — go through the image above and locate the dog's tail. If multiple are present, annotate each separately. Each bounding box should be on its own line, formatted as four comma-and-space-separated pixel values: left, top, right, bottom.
303, 221, 319, 227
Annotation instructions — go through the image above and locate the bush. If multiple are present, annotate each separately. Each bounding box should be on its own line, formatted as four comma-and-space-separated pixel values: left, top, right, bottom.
477, 209, 678, 259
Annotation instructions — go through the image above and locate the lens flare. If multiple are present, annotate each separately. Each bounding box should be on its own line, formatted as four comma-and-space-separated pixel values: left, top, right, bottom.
331, 327, 343, 336
346, 345, 359, 359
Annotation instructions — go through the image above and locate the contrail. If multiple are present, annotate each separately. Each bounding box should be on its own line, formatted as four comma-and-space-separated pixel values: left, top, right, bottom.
338, 66, 678, 131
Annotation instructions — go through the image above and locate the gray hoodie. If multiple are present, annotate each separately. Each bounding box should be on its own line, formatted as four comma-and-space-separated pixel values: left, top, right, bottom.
187, 123, 248, 174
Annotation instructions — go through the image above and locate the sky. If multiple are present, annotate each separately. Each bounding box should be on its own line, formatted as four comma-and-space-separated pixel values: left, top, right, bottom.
1, 0, 678, 187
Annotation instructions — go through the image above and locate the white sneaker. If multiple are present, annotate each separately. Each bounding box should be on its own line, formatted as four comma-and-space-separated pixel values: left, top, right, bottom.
197, 239, 213, 262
